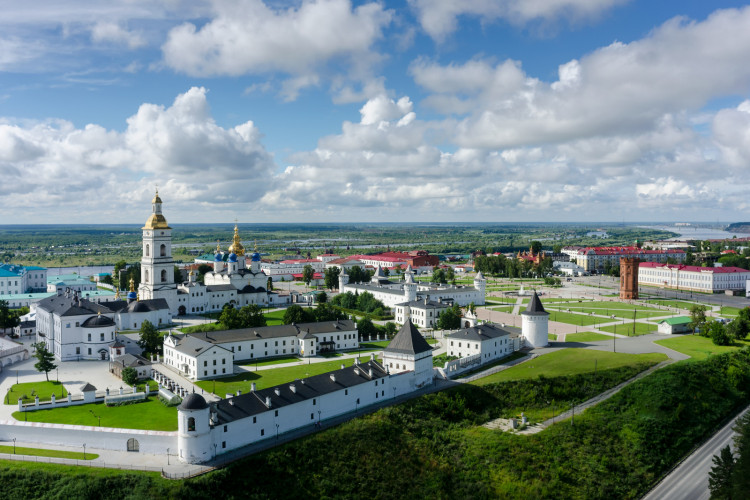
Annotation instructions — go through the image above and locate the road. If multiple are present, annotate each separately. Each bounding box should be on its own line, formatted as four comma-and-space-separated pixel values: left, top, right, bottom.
642, 404, 750, 500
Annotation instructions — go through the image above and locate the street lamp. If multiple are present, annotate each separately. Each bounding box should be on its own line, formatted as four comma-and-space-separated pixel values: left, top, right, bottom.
167, 447, 170, 466
83, 443, 86, 460
213, 443, 217, 459
317, 410, 321, 424
275, 423, 279, 440
12, 437, 16, 454
16, 370, 18, 385
89, 409, 101, 427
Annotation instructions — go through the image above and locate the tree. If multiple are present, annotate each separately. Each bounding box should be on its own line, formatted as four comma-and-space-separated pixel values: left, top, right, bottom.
431, 268, 447, 284
332, 291, 358, 310
726, 318, 749, 342
553, 244, 563, 254
356, 317, 377, 340
302, 264, 315, 287
197, 264, 213, 284
445, 266, 455, 284
32, 342, 57, 382
348, 266, 367, 284
238, 304, 267, 328
174, 266, 184, 284
382, 267, 390, 277
313, 303, 346, 322
121, 367, 138, 386
113, 260, 128, 289
383, 322, 398, 337
0, 300, 20, 334
436, 304, 462, 330
316, 291, 328, 304
283, 305, 312, 324
709, 445, 736, 499
730, 411, 750, 497
709, 321, 731, 346
530, 241, 543, 255
137, 320, 162, 357
689, 304, 708, 334
220, 305, 241, 329
324, 267, 341, 290
101, 275, 114, 286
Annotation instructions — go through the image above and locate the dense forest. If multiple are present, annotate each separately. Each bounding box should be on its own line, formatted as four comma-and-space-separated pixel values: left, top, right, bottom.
2, 349, 748, 499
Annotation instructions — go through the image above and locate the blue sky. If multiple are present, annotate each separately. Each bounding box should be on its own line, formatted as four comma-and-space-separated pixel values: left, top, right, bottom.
2, 0, 750, 224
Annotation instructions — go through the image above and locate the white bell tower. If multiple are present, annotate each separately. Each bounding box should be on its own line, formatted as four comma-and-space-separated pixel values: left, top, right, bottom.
138, 189, 178, 312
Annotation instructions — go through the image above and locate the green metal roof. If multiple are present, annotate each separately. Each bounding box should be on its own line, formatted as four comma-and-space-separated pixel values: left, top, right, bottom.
660, 316, 691, 325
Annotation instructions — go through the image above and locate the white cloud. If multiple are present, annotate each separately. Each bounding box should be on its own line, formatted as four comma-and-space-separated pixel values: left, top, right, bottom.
713, 100, 750, 168
408, 7, 750, 150
162, 0, 392, 100
91, 22, 146, 49
0, 87, 274, 220
409, 0, 628, 41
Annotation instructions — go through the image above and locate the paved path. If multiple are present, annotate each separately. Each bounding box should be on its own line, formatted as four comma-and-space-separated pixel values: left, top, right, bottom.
642, 404, 750, 500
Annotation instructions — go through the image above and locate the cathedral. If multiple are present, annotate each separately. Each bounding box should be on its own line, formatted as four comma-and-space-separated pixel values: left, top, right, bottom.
138, 191, 280, 316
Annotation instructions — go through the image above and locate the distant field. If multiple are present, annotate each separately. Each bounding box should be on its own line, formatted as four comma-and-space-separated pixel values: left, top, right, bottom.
654, 335, 750, 361
472, 349, 667, 385
564, 331, 612, 342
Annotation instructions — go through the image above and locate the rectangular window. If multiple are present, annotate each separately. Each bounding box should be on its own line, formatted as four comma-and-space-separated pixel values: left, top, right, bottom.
222, 441, 226, 449
222, 368, 226, 374
87, 334, 91, 341
213, 369, 216, 375
213, 359, 216, 365
76, 347, 80, 355
253, 416, 257, 423
204, 360, 208, 367
100, 333, 104, 341
275, 410, 278, 417
204, 370, 207, 376
311, 413, 314, 420
88, 348, 91, 355
222, 358, 226, 364
313, 399, 316, 405
224, 425, 227, 432
345, 389, 348, 395
261, 429, 264, 436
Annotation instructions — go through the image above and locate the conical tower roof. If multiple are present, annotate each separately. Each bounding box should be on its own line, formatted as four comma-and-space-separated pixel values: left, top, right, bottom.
383, 319, 432, 355
522, 291, 548, 316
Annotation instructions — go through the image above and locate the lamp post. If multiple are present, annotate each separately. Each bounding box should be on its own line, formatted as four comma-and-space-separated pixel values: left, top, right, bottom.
317, 410, 321, 424
16, 370, 18, 385
12, 437, 16, 454
275, 423, 279, 440
213, 443, 217, 459
89, 409, 101, 427
167, 447, 170, 466
83, 443, 86, 460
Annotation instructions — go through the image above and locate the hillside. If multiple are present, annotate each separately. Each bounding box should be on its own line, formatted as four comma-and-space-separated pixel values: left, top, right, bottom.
726, 222, 750, 233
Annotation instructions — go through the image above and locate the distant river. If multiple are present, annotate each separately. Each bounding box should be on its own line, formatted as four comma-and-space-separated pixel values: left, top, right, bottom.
640, 225, 745, 241
47, 265, 114, 277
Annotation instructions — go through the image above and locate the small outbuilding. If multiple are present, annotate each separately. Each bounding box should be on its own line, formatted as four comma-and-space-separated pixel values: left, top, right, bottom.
658, 316, 692, 335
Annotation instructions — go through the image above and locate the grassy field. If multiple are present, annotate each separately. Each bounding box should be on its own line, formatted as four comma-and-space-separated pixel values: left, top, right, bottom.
599, 322, 656, 336
0, 445, 98, 460
654, 335, 750, 361
263, 309, 287, 325
644, 299, 701, 309
565, 331, 613, 342
718, 306, 749, 318
546, 311, 604, 326
473, 349, 667, 385
12, 398, 178, 431
6, 381, 67, 405
548, 305, 667, 320
195, 356, 381, 396
238, 356, 300, 367
548, 334, 557, 341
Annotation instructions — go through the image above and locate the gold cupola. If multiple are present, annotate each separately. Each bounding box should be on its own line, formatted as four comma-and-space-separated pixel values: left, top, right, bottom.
143, 189, 171, 230
228, 224, 245, 256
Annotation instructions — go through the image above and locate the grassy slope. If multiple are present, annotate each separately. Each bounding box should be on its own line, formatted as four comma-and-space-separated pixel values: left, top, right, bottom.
12, 398, 177, 431
473, 349, 667, 385
5, 381, 67, 405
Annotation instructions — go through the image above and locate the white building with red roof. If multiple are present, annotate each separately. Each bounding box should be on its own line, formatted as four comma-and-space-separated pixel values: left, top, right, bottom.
638, 262, 750, 292
567, 246, 686, 272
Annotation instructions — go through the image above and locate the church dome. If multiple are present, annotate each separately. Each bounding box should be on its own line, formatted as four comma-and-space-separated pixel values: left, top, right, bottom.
82, 314, 115, 328
214, 252, 223, 262
227, 224, 245, 256
127, 291, 137, 300
251, 252, 261, 262
228, 253, 238, 263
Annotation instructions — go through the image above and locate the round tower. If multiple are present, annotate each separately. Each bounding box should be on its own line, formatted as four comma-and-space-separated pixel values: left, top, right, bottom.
177, 393, 212, 464
521, 291, 549, 348
473, 271, 486, 297
338, 268, 349, 291
404, 270, 417, 302
228, 253, 238, 274
213, 242, 224, 273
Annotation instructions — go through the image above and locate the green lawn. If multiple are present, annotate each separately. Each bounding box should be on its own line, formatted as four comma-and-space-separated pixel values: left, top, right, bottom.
644, 299, 701, 309
487, 306, 514, 313
654, 335, 750, 361
719, 306, 749, 318
0, 445, 98, 460
238, 356, 301, 367
196, 356, 381, 396
548, 334, 557, 341
549, 306, 667, 320
12, 398, 178, 431
599, 322, 656, 336
473, 349, 667, 385
6, 381, 67, 405
546, 311, 603, 326
263, 309, 287, 325
565, 331, 613, 342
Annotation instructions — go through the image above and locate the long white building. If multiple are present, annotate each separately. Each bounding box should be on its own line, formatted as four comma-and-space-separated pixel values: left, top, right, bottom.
163, 319, 359, 380
446, 323, 519, 362
638, 262, 750, 292
563, 246, 686, 272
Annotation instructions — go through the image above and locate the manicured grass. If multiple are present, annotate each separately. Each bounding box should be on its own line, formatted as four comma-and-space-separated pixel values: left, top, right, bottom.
263, 309, 287, 325
488, 306, 514, 313
0, 445, 98, 460
455, 352, 528, 379
719, 306, 749, 318
473, 349, 667, 385
548, 334, 558, 341
599, 322, 656, 336
196, 356, 381, 396
549, 305, 667, 320
644, 299, 701, 309
6, 381, 67, 405
546, 311, 603, 326
654, 335, 750, 361
12, 398, 178, 431
565, 331, 613, 342
238, 356, 301, 367
359, 341, 390, 349
136, 379, 158, 393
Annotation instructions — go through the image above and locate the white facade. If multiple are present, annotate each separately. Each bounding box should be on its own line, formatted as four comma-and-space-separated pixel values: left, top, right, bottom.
521, 292, 549, 348
0, 264, 47, 295
447, 324, 517, 363
639, 262, 750, 292
138, 191, 178, 313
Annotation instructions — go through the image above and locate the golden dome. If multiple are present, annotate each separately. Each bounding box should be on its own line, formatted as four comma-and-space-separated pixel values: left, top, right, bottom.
142, 189, 171, 230
228, 224, 245, 256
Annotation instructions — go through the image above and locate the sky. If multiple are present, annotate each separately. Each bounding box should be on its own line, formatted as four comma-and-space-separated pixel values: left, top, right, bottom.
2, 0, 750, 224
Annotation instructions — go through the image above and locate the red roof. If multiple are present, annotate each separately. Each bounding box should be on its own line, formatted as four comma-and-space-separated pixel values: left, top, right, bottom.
578, 246, 685, 256
639, 262, 750, 273
291, 273, 324, 279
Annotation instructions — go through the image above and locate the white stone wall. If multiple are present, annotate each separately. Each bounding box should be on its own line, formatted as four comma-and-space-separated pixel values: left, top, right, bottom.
523, 314, 548, 348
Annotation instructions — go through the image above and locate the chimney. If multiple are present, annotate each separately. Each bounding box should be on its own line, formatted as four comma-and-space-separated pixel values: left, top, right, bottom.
251, 382, 256, 392
228, 398, 234, 406
274, 388, 281, 396
226, 394, 233, 400
341, 364, 345, 370
368, 368, 373, 378
236, 390, 242, 396
265, 396, 272, 407
370, 353, 375, 361
290, 384, 296, 393
330, 374, 336, 383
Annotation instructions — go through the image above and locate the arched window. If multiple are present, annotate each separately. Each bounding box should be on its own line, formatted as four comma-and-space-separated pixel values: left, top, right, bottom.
145, 270, 149, 283
145, 244, 150, 257
187, 417, 195, 432
160, 244, 166, 257
161, 270, 167, 282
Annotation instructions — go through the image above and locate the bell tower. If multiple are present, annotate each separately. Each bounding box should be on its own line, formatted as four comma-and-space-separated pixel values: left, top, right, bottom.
139, 189, 178, 312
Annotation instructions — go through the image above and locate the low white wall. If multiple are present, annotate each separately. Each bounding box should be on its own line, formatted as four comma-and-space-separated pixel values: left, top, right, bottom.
0, 420, 177, 454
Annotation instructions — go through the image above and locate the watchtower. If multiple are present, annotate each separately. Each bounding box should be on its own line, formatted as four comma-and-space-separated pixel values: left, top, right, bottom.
619, 258, 639, 300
